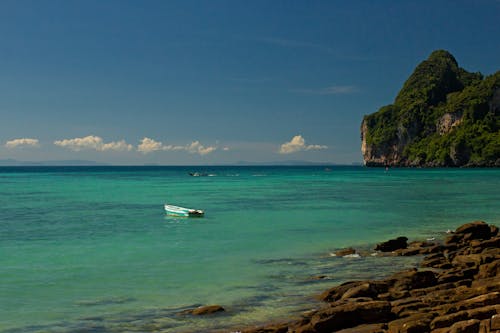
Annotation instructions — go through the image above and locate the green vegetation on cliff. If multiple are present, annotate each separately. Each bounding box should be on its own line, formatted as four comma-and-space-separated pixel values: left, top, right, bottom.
363, 50, 500, 167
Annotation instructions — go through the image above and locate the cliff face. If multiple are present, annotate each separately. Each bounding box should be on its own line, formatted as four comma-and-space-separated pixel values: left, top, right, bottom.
361, 50, 500, 167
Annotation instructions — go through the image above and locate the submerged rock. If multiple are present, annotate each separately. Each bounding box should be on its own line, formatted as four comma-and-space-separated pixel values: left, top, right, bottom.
178, 304, 225, 316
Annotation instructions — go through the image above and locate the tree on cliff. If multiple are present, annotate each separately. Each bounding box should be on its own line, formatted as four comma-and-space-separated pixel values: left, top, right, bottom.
361, 50, 500, 167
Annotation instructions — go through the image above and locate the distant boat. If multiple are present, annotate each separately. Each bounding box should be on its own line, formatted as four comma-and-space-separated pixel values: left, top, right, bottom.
164, 204, 204, 217
189, 172, 208, 177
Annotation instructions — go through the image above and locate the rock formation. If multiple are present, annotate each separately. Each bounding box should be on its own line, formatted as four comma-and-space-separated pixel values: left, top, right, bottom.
361, 50, 500, 167
241, 221, 500, 332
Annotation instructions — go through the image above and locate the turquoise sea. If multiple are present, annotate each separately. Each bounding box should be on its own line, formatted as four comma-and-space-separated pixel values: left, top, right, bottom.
1, 166, 499, 332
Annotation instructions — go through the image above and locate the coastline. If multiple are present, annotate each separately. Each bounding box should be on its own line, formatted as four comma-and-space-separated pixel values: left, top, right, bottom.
214, 220, 500, 333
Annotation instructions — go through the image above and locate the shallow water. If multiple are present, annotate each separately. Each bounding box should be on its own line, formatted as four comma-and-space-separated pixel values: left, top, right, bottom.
1, 166, 499, 332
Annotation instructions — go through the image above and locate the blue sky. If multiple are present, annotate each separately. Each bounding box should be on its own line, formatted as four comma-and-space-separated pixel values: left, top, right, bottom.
0, 0, 499, 165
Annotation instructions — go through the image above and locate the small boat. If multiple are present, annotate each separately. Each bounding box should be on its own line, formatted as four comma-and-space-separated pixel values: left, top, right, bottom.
164, 204, 204, 217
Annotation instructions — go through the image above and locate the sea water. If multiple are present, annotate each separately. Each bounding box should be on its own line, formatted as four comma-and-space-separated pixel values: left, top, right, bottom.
1, 166, 499, 332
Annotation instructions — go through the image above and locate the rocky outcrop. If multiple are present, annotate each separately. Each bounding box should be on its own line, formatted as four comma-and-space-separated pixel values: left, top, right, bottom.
361, 50, 500, 167
375, 237, 408, 252
241, 221, 500, 333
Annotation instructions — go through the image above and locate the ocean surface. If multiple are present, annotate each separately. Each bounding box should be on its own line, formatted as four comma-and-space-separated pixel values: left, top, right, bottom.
1, 166, 499, 332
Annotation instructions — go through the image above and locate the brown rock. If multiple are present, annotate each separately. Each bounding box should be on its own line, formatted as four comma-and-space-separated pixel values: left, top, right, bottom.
189, 304, 225, 315
466, 304, 500, 321
387, 312, 433, 333
375, 236, 408, 252
334, 247, 356, 256
449, 319, 481, 333
319, 281, 366, 302
455, 221, 493, 240
420, 252, 450, 268
490, 225, 499, 237
340, 281, 388, 300
431, 311, 470, 329
471, 236, 500, 252
242, 322, 289, 333
308, 275, 328, 281
309, 301, 393, 332
390, 297, 428, 318
437, 267, 477, 284
334, 323, 387, 333
492, 314, 500, 330
444, 292, 500, 314
388, 269, 437, 291
394, 247, 420, 256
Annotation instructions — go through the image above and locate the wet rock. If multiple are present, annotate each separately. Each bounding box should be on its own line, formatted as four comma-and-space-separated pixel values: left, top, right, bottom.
319, 281, 366, 302
238, 221, 499, 333
375, 236, 408, 252
180, 304, 225, 315
334, 247, 356, 256
308, 275, 328, 281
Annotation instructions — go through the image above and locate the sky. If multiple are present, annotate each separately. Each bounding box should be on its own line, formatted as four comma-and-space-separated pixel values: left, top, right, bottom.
0, 0, 499, 165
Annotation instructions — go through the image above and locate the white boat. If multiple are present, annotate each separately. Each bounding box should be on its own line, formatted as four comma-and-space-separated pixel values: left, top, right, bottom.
164, 204, 204, 217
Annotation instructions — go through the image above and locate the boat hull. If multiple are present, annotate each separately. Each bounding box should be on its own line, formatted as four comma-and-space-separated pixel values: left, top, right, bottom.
164, 204, 204, 217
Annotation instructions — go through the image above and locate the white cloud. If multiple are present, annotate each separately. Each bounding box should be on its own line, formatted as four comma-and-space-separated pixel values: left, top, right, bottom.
279, 135, 328, 154
54, 135, 133, 152
101, 140, 134, 152
137, 137, 165, 154
138, 137, 217, 156
186, 141, 217, 155
5, 138, 40, 149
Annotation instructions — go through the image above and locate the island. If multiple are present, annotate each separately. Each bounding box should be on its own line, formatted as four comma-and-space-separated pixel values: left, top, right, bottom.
361, 50, 500, 167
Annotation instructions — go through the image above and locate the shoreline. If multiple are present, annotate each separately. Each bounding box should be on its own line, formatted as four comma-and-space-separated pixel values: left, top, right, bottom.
214, 220, 500, 333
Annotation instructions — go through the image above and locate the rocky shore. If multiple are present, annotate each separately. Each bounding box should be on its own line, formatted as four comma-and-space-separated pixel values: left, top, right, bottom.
237, 221, 500, 333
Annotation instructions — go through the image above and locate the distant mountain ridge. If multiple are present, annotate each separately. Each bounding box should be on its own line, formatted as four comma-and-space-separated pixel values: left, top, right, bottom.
361, 50, 500, 167
0, 159, 105, 166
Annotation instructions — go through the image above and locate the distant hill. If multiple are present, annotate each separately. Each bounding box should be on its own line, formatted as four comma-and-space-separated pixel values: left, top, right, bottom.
361, 50, 500, 167
0, 159, 104, 166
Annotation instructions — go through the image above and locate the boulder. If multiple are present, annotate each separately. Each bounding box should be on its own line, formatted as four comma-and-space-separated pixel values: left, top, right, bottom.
455, 221, 493, 240
309, 301, 393, 332
375, 237, 408, 252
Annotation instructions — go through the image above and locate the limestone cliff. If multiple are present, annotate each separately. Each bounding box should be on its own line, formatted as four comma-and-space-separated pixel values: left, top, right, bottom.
361, 50, 500, 167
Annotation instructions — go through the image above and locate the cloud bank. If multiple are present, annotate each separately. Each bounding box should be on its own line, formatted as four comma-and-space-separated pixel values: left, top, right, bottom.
54, 136, 133, 152
279, 135, 328, 154
5, 138, 40, 149
137, 137, 216, 156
